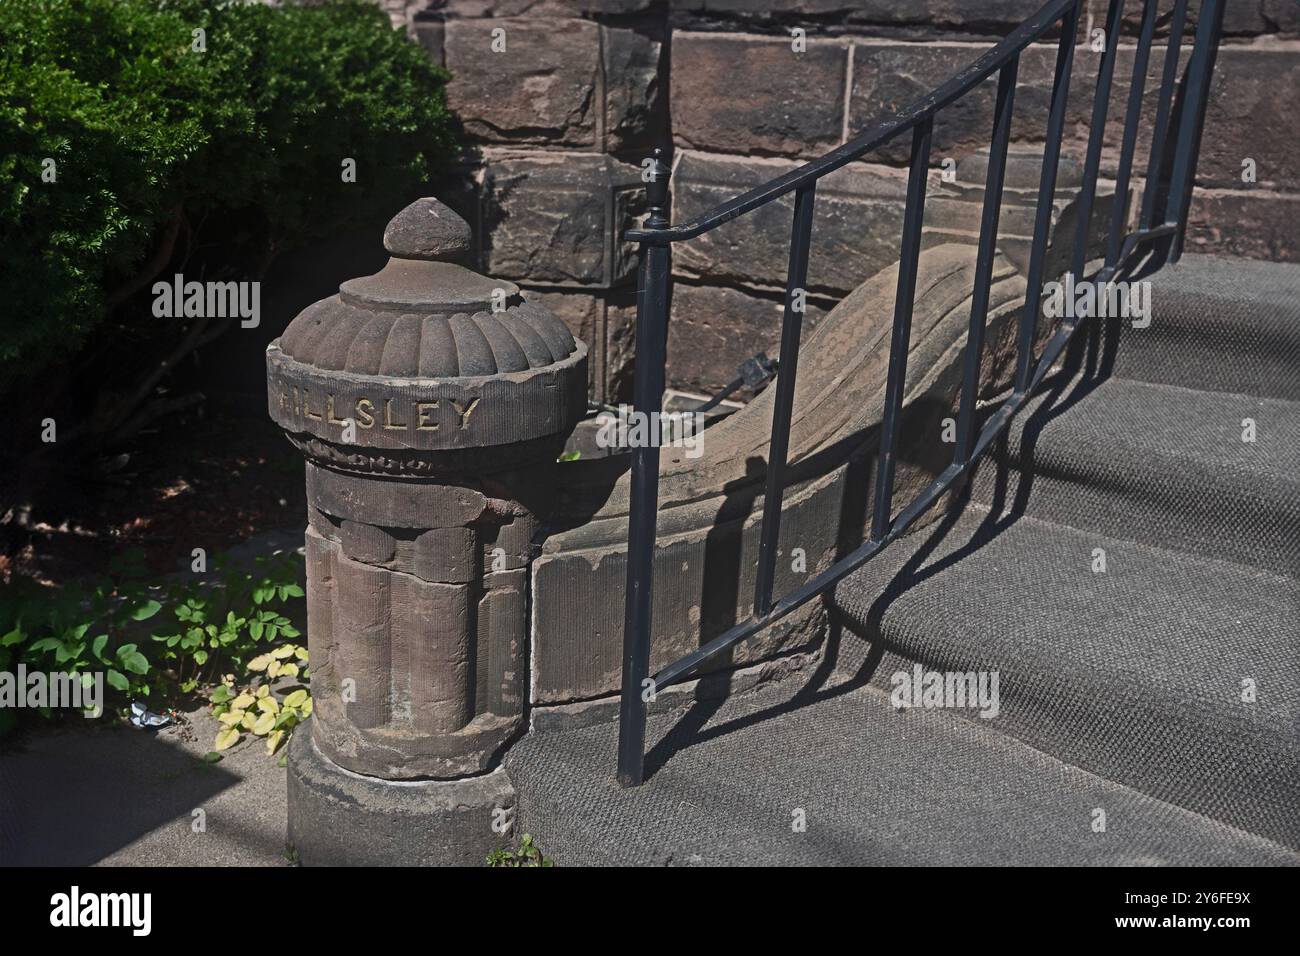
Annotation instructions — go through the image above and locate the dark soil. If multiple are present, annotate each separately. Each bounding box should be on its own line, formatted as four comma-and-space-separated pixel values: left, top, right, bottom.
1, 400, 306, 588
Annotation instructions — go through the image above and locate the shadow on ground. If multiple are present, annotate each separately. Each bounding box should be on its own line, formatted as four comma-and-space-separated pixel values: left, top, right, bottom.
0, 705, 288, 866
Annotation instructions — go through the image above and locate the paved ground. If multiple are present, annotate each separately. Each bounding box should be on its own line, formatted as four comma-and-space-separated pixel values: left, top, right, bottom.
0, 529, 302, 867
0, 703, 290, 866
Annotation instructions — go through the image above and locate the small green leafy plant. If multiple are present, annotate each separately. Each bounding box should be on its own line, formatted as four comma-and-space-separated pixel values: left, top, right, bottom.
487, 834, 555, 868
209, 645, 311, 757
0, 547, 306, 738
149, 552, 304, 694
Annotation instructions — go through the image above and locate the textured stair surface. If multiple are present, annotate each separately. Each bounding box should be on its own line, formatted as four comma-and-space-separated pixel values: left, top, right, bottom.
970, 374, 1300, 575
1110, 254, 1300, 400
828, 505, 1300, 849
508, 679, 1298, 866
510, 253, 1300, 865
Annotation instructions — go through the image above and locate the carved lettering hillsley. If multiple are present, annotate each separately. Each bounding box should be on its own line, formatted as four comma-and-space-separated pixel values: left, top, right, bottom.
268, 197, 585, 865
275, 387, 480, 433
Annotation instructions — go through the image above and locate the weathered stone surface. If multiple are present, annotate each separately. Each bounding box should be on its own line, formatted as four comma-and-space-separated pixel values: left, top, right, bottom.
1186, 45, 1300, 190
603, 22, 668, 153
339, 519, 396, 565
525, 287, 634, 403
287, 728, 515, 867
605, 291, 638, 402
672, 32, 849, 157
478, 568, 527, 717
924, 145, 1116, 278
958, 43, 1300, 197
270, 197, 587, 794
414, 527, 479, 583
1264, 1, 1300, 36
307, 464, 487, 528
304, 524, 520, 778
670, 0, 1043, 33
531, 522, 827, 705
666, 282, 829, 396
436, 0, 659, 16
481, 152, 644, 286
1205, 1, 1300, 36
444, 18, 601, 147
956, 142, 1083, 192
849, 42, 1100, 167
668, 283, 783, 397
426, 163, 489, 270
383, 197, 473, 261
672, 0, 862, 14
485, 514, 538, 568
268, 340, 587, 455
1181, 187, 1300, 262
434, 15, 666, 151
671, 151, 913, 294
525, 290, 601, 396
535, 245, 1034, 706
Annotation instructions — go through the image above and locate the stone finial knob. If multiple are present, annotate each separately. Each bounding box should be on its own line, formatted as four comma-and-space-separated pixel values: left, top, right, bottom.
383, 197, 473, 261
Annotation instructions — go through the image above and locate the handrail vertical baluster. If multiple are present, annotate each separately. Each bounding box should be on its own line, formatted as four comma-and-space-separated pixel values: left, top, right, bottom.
1071, 0, 1126, 281
1106, 0, 1160, 267
1014, 2, 1080, 393
609, 0, 1229, 783
754, 184, 818, 619
617, 149, 672, 788
1168, 0, 1226, 261
955, 57, 1020, 469
1139, 0, 1190, 231
872, 118, 933, 541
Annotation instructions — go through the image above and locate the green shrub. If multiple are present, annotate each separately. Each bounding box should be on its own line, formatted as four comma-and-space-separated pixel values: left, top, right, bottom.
0, 0, 456, 384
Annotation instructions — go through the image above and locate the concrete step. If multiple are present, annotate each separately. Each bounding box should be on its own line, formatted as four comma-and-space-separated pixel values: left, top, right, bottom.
507, 676, 1298, 866
1107, 254, 1300, 401
970, 374, 1300, 576
827, 505, 1300, 849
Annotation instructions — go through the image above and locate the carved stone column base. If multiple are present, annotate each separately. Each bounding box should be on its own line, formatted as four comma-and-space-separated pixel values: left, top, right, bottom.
286, 722, 514, 867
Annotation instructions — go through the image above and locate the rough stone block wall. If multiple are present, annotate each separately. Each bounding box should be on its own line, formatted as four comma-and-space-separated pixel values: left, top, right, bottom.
385, 0, 1299, 399
376, 1, 669, 406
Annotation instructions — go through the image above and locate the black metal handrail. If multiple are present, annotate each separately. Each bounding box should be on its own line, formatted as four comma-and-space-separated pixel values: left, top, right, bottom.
617, 0, 1226, 786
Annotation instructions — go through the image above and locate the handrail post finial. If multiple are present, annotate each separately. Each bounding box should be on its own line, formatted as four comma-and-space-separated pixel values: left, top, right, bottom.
644, 147, 672, 232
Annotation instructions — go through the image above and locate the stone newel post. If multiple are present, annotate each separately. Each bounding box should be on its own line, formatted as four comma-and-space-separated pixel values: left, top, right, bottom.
266, 199, 586, 865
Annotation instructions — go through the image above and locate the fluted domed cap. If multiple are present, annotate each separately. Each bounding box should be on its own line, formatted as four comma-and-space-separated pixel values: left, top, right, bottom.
276, 199, 578, 377
266, 198, 588, 459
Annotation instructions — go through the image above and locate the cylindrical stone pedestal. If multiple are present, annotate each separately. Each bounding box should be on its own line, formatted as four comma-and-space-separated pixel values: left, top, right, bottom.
267, 198, 586, 864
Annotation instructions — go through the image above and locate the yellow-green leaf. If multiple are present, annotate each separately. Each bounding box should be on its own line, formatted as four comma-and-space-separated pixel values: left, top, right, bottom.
294, 646, 309, 661
257, 696, 279, 714
247, 653, 273, 672
240, 711, 258, 731
265, 729, 286, 755
214, 726, 241, 751
218, 709, 245, 727
231, 693, 255, 710
284, 689, 309, 709
253, 712, 276, 735
272, 645, 295, 660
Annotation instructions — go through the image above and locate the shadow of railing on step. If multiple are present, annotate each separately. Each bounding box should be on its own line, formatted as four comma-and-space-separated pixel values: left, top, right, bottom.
617, 0, 1226, 785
